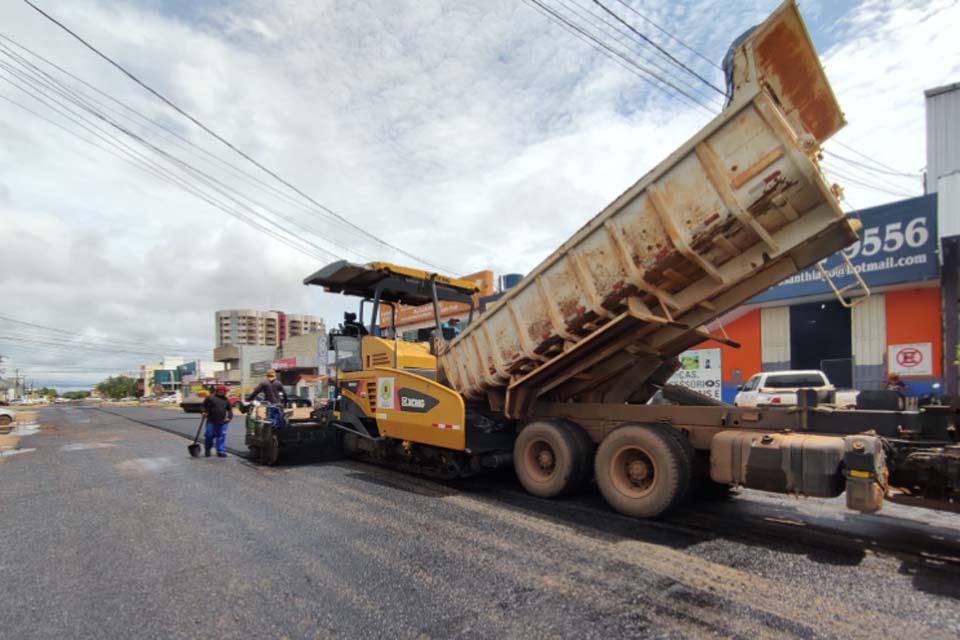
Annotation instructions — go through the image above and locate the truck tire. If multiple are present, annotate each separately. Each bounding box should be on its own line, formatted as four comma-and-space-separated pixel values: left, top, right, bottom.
559, 419, 595, 490
514, 420, 590, 498
0, 415, 12, 427
594, 424, 692, 518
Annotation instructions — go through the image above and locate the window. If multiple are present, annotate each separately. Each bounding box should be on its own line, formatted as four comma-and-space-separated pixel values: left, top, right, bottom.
334, 335, 361, 373
763, 373, 826, 389
743, 375, 760, 391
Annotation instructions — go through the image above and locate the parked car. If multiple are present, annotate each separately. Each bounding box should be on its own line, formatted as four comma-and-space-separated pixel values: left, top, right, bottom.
734, 370, 859, 408
157, 395, 179, 404
0, 407, 16, 433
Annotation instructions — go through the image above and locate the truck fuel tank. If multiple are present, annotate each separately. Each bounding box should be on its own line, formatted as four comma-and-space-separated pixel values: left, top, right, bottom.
710, 431, 845, 498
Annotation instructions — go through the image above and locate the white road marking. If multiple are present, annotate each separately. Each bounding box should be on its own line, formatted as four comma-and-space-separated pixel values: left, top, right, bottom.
0, 447, 37, 457
60, 442, 116, 451
10, 423, 40, 435
116, 457, 176, 475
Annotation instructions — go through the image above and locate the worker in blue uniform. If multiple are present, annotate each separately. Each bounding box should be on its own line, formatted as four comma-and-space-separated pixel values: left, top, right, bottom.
202, 384, 234, 458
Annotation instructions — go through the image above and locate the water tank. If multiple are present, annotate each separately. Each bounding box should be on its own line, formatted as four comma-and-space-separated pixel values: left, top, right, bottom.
501, 273, 523, 290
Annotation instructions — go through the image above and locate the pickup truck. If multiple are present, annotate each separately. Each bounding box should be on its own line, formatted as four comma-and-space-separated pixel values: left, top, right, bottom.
734, 370, 859, 408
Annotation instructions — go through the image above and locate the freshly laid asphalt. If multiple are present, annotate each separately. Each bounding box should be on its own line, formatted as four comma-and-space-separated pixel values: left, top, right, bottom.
2, 404, 959, 639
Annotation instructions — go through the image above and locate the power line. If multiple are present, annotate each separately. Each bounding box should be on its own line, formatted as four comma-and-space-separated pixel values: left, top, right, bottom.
0, 34, 403, 257
0, 58, 345, 263
821, 164, 917, 200
554, 0, 722, 109
611, 0, 721, 70
20, 0, 457, 274
591, 0, 725, 95
0, 316, 206, 353
521, 0, 716, 115
832, 139, 920, 177
823, 148, 922, 179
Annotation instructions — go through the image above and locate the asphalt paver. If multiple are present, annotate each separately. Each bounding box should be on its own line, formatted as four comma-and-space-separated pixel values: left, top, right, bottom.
2, 405, 959, 639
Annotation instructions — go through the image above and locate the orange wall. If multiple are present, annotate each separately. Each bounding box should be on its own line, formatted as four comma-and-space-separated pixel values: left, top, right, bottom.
885, 288, 942, 377
718, 309, 762, 383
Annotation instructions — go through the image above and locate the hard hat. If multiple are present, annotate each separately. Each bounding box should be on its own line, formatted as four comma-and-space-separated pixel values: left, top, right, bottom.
215, 384, 228, 393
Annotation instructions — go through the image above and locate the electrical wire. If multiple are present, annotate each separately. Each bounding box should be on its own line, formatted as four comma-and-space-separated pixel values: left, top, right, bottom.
0, 34, 401, 257
822, 164, 917, 200
591, 0, 725, 95
823, 149, 922, 179
20, 0, 458, 274
521, 0, 717, 116
0, 61, 345, 262
554, 0, 723, 109
611, 0, 721, 70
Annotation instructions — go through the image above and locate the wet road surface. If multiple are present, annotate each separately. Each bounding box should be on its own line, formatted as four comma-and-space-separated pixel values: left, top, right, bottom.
2, 405, 959, 639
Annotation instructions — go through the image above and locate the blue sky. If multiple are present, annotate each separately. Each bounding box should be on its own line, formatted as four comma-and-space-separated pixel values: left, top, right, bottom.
0, 0, 956, 388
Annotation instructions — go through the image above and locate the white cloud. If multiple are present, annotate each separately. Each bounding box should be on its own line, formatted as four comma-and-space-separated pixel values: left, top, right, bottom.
0, 0, 955, 387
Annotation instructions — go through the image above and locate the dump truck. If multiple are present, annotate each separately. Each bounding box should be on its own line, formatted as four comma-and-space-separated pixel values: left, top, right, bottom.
248, 0, 959, 518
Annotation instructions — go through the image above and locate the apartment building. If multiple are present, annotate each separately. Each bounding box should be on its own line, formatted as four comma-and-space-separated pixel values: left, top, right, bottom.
216, 309, 325, 347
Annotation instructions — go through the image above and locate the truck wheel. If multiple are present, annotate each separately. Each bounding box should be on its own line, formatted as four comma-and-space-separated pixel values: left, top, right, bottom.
0, 415, 12, 427
595, 424, 691, 518
514, 420, 589, 498
560, 419, 595, 490
248, 446, 262, 463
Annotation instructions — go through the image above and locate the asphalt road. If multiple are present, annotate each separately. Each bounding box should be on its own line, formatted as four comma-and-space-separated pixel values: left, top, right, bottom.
2, 405, 959, 639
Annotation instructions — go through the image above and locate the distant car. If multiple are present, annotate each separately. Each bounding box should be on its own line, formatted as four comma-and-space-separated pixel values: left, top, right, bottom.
0, 407, 16, 433
157, 395, 179, 404
734, 370, 858, 408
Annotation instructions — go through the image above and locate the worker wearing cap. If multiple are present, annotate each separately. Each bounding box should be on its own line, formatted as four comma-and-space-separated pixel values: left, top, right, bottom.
202, 384, 234, 458
246, 369, 287, 405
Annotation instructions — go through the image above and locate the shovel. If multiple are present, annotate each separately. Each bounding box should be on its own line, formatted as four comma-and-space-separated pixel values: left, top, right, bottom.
188, 415, 207, 458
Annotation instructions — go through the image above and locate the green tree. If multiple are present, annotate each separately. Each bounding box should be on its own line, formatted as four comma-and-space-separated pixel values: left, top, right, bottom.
96, 375, 138, 399
63, 391, 91, 400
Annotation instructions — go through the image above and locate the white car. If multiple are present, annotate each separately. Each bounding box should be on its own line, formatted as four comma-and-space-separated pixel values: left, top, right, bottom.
0, 407, 16, 433
734, 370, 858, 408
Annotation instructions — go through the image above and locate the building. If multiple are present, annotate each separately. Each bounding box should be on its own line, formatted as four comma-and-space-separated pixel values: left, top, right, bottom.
926, 81, 960, 194
215, 309, 325, 347
139, 356, 188, 397
215, 309, 279, 347
674, 195, 942, 402
285, 314, 325, 339
213, 344, 279, 395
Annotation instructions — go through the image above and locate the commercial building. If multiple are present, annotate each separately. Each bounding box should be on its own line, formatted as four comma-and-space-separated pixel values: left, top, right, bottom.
376, 270, 496, 339
215, 309, 325, 347
675, 194, 942, 402
213, 344, 279, 395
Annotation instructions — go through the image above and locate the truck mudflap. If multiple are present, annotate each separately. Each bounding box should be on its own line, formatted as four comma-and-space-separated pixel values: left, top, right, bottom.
843, 435, 886, 513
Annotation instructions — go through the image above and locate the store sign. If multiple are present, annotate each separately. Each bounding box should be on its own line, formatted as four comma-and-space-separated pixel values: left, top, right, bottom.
272, 358, 297, 371
250, 360, 272, 375
751, 195, 938, 303
668, 348, 722, 400
888, 343, 932, 376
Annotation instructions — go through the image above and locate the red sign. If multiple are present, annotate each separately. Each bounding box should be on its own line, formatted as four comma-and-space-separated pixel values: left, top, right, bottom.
895, 348, 923, 368
271, 358, 297, 371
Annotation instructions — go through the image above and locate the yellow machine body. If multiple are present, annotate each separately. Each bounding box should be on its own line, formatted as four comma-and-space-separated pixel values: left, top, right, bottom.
338, 336, 467, 451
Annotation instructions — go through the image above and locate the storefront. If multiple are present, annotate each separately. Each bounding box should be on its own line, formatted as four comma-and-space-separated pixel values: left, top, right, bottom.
671, 194, 942, 402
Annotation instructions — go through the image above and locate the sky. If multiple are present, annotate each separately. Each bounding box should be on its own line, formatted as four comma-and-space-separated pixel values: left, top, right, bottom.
0, 0, 957, 390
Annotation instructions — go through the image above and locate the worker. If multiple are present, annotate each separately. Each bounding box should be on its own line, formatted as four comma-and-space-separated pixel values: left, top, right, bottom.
246, 369, 287, 405
442, 317, 462, 337
885, 373, 908, 396
202, 384, 234, 458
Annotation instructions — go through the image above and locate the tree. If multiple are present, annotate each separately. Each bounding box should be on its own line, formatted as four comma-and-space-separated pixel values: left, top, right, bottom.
63, 391, 91, 400
96, 375, 138, 399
